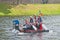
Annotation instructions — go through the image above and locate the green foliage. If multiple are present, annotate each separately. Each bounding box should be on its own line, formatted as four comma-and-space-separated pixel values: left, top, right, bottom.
0, 3, 11, 16
0, 4, 60, 16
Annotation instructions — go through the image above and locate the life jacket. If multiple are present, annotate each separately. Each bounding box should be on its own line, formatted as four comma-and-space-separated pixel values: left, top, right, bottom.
39, 22, 43, 31
30, 18, 33, 23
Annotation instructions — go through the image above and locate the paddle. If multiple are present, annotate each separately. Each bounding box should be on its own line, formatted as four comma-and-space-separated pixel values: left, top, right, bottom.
32, 25, 37, 31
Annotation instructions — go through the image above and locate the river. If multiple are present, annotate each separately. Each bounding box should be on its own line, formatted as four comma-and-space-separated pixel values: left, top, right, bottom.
0, 16, 60, 40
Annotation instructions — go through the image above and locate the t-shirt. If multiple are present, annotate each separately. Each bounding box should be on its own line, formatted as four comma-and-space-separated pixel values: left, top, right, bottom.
24, 24, 31, 28
30, 18, 33, 23
19, 27, 23, 30
38, 17, 42, 23
13, 20, 19, 25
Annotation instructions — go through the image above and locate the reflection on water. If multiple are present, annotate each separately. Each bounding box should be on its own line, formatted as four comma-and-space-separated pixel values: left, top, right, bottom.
0, 16, 60, 40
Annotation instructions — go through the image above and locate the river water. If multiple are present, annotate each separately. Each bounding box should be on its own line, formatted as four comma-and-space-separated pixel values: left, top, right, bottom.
0, 16, 60, 40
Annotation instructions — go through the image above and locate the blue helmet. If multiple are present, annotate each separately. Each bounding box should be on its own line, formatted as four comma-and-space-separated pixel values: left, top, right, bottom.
13, 20, 19, 24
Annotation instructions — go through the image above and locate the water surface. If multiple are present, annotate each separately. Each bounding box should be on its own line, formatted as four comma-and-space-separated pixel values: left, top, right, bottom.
0, 16, 60, 40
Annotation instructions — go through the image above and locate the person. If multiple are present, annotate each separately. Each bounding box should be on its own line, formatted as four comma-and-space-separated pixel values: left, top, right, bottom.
38, 15, 42, 24
33, 20, 39, 29
19, 24, 24, 32
30, 16, 33, 23
23, 19, 33, 31
33, 14, 37, 23
13, 19, 20, 32
33, 14, 36, 20
29, 16, 38, 31
38, 15, 43, 31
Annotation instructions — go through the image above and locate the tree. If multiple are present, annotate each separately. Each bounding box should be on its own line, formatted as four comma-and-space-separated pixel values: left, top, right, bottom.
42, 0, 48, 4
17, 0, 22, 4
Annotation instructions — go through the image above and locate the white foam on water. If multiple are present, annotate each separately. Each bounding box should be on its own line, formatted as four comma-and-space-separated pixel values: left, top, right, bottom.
49, 30, 53, 34
18, 32, 25, 35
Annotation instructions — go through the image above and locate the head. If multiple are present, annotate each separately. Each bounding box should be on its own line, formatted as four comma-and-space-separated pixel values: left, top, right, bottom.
30, 16, 33, 19
25, 19, 29, 24
39, 12, 43, 16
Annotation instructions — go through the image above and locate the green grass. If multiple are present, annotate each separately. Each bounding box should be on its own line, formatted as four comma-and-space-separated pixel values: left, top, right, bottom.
0, 3, 60, 16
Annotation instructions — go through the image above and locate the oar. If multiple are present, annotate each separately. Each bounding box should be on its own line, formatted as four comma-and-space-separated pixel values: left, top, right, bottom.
32, 25, 37, 31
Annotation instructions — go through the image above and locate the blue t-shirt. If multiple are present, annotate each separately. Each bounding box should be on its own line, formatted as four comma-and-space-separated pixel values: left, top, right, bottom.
13, 20, 19, 25
38, 17, 42, 23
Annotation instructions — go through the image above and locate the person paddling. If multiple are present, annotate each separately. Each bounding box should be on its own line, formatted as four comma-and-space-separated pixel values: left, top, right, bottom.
13, 20, 20, 32
33, 14, 37, 23
34, 20, 39, 29
38, 15, 43, 31
38, 15, 42, 24
30, 15, 37, 31
30, 16, 33, 23
23, 19, 33, 30
33, 14, 36, 20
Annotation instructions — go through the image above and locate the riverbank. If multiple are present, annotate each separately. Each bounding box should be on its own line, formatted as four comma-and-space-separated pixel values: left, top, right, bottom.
0, 3, 60, 16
